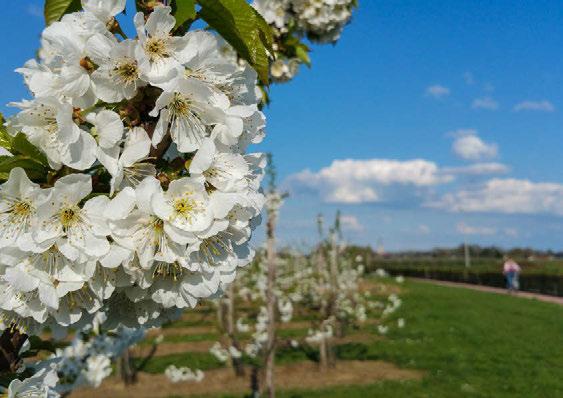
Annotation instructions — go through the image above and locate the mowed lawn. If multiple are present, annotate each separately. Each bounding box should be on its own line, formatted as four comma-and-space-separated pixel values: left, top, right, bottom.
271, 280, 563, 398
112, 278, 563, 398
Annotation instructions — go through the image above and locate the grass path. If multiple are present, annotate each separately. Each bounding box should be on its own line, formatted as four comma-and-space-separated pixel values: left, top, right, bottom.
413, 277, 563, 305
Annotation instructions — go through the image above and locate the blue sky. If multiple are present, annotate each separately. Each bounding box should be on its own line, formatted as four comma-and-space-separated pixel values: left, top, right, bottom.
1, 1, 562, 250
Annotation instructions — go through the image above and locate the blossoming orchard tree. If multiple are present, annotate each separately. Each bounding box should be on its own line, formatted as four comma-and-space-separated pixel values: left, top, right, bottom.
0, 0, 360, 396
253, 0, 358, 82
0, 0, 274, 394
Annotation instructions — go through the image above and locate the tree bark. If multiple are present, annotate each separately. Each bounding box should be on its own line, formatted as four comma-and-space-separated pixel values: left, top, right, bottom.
264, 208, 277, 398
119, 349, 137, 385
226, 283, 245, 377
0, 327, 28, 374
250, 365, 260, 398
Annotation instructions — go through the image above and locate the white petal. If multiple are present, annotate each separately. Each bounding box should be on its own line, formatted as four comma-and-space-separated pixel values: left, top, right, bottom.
105, 186, 136, 219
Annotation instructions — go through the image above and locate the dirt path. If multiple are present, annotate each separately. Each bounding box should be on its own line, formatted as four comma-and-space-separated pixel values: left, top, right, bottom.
72, 360, 422, 398
413, 278, 563, 305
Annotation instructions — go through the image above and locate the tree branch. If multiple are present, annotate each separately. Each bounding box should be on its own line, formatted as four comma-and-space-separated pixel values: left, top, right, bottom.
0, 327, 28, 374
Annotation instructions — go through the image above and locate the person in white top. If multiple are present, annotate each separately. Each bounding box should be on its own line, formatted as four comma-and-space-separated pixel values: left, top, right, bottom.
503, 257, 521, 292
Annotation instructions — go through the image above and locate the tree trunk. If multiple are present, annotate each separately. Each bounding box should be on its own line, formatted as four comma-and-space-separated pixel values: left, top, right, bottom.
318, 334, 328, 370
119, 349, 137, 385
325, 231, 340, 367
250, 365, 260, 398
226, 283, 245, 377
264, 209, 277, 398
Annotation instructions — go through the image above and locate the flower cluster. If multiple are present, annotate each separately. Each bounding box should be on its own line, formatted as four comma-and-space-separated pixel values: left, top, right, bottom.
254, 0, 355, 43
35, 326, 145, 393
165, 365, 204, 383
0, 2, 266, 336
0, 367, 60, 398
252, 0, 356, 82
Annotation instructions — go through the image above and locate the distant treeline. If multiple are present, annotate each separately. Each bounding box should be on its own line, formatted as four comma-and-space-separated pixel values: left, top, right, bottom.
341, 244, 563, 296
345, 244, 563, 260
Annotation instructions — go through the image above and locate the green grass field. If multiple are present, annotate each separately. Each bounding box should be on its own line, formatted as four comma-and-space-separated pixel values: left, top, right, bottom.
157, 279, 563, 398
272, 280, 563, 398
123, 278, 563, 398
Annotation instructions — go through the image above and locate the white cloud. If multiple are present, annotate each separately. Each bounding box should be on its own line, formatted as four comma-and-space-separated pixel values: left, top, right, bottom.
451, 130, 498, 161
425, 85, 450, 99
442, 162, 509, 176
472, 97, 499, 110
428, 178, 563, 216
513, 100, 555, 112
287, 158, 453, 204
457, 222, 496, 236
340, 215, 364, 232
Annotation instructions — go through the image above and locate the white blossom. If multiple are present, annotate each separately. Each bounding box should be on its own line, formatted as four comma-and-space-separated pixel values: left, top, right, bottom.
1, 367, 60, 398
0, 168, 51, 249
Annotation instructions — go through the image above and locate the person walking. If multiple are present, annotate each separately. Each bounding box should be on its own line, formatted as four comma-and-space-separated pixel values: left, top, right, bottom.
503, 257, 521, 293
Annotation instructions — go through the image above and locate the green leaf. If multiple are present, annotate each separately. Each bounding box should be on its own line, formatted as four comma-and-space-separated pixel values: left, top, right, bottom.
0, 112, 12, 151
295, 45, 311, 67
0, 156, 46, 180
249, 6, 274, 51
197, 0, 273, 85
11, 134, 49, 167
172, 0, 197, 30
44, 0, 82, 26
